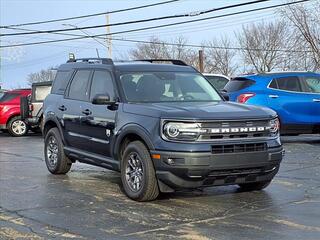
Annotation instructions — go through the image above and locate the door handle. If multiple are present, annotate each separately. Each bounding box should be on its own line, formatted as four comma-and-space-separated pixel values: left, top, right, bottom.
269, 95, 279, 98
58, 105, 67, 111
82, 109, 92, 115
313, 99, 320, 102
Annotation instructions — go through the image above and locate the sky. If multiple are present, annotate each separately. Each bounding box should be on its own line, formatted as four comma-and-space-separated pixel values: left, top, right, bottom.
0, 0, 309, 89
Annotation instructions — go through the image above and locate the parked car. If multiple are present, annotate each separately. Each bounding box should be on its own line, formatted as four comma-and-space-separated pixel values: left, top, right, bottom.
0, 89, 31, 136
203, 73, 230, 91
21, 81, 52, 132
223, 72, 320, 135
43, 57, 283, 201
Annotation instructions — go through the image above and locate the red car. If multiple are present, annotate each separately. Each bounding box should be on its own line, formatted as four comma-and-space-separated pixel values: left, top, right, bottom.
0, 89, 31, 136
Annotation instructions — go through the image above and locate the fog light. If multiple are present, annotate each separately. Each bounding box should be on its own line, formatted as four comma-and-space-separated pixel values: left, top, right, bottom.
167, 158, 175, 165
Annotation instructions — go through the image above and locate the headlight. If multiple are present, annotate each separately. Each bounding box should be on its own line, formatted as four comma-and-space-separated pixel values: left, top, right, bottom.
162, 122, 204, 141
269, 118, 280, 134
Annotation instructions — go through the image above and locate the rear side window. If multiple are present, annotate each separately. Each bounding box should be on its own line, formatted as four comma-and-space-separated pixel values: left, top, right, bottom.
68, 70, 91, 101
89, 70, 114, 101
51, 71, 71, 95
0, 93, 19, 102
224, 78, 255, 92
270, 77, 302, 92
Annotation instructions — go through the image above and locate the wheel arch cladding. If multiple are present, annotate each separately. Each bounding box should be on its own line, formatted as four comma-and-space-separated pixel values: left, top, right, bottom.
114, 124, 155, 161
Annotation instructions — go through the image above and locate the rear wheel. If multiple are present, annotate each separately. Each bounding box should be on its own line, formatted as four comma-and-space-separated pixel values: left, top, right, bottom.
238, 180, 272, 191
7, 116, 28, 137
44, 127, 72, 174
121, 141, 159, 201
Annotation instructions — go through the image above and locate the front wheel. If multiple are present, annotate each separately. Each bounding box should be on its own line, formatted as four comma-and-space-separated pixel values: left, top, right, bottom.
7, 116, 28, 137
44, 127, 72, 174
238, 180, 272, 191
121, 141, 159, 201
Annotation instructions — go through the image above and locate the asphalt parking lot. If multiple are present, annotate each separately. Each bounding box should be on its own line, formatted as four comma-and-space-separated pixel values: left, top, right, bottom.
0, 133, 319, 240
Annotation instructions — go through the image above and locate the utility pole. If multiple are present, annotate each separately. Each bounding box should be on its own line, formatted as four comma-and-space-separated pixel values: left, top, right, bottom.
199, 49, 204, 73
106, 14, 112, 58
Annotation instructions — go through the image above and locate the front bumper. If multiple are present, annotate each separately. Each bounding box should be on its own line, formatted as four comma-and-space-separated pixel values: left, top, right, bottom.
151, 146, 283, 191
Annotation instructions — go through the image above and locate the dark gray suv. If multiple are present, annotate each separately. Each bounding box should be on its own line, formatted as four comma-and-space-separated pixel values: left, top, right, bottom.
43, 58, 283, 201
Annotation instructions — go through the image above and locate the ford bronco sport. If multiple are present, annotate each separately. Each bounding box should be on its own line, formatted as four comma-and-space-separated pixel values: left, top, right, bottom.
43, 58, 283, 201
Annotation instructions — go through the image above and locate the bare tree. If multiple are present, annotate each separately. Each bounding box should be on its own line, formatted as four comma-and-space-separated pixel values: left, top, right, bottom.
27, 67, 56, 85
237, 21, 288, 73
280, 1, 320, 71
204, 36, 238, 76
129, 36, 199, 68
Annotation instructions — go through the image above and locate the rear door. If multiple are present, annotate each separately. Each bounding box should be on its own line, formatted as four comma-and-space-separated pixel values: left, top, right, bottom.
62, 69, 92, 150
267, 76, 313, 129
80, 69, 117, 157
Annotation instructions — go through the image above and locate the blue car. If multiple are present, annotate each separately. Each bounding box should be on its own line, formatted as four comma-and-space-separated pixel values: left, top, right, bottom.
223, 72, 320, 135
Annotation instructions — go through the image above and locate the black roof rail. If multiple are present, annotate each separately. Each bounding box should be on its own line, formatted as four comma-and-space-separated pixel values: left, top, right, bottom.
67, 58, 114, 65
136, 59, 188, 66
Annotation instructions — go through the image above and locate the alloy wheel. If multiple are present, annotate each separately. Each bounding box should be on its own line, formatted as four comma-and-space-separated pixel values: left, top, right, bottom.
125, 152, 144, 192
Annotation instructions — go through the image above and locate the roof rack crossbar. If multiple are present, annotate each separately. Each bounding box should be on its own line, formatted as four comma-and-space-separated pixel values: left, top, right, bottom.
67, 58, 114, 65
136, 59, 188, 66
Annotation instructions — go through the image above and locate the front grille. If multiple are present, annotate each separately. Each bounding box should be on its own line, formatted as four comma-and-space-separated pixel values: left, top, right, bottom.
211, 143, 267, 154
198, 120, 271, 141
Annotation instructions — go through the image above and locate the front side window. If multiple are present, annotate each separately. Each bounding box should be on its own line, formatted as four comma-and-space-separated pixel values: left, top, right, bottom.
304, 77, 320, 93
120, 72, 221, 103
90, 70, 114, 101
68, 70, 91, 101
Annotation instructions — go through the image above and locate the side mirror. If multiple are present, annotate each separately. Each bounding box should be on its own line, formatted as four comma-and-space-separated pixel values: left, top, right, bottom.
92, 94, 114, 105
220, 92, 229, 101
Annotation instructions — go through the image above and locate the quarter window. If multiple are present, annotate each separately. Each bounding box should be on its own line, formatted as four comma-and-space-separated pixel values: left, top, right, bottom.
90, 70, 114, 101
68, 70, 91, 101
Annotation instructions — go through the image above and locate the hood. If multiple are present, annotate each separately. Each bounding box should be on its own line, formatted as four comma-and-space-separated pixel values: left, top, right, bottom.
123, 101, 276, 120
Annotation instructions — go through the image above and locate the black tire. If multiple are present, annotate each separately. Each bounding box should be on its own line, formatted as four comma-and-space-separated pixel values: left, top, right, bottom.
44, 127, 72, 174
238, 180, 272, 191
121, 141, 159, 201
7, 116, 29, 137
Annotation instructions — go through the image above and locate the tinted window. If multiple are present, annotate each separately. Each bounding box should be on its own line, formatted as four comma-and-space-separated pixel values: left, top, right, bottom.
205, 76, 229, 90
68, 70, 91, 101
90, 70, 114, 101
224, 78, 255, 92
51, 71, 70, 95
275, 77, 302, 92
304, 77, 320, 93
0, 93, 19, 102
269, 79, 278, 89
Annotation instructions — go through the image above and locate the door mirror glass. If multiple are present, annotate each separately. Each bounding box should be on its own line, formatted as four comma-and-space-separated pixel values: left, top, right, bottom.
92, 94, 114, 105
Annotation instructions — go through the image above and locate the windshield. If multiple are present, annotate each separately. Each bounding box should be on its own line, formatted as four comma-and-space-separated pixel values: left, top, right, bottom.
120, 72, 222, 103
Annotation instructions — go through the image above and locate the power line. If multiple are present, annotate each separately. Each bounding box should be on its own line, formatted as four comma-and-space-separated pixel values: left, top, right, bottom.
0, 0, 311, 49
1, 0, 270, 37
0, 0, 180, 28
